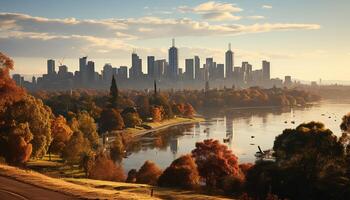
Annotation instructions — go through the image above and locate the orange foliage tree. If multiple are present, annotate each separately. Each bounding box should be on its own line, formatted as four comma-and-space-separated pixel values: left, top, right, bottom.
136, 160, 162, 185
88, 152, 125, 182
184, 103, 195, 118
151, 106, 162, 122
192, 139, 243, 188
99, 108, 125, 133
7, 123, 33, 165
158, 154, 200, 189
50, 115, 73, 154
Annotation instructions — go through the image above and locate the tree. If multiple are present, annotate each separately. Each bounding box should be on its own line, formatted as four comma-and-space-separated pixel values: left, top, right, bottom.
151, 106, 162, 122
191, 139, 242, 188
109, 75, 119, 109
50, 115, 73, 154
6, 123, 33, 165
123, 112, 142, 128
99, 108, 124, 133
1, 95, 53, 158
341, 113, 350, 133
135, 95, 151, 120
110, 133, 125, 162
158, 154, 200, 189
136, 160, 162, 185
88, 152, 125, 181
71, 111, 99, 148
184, 103, 195, 118
0, 52, 24, 113
126, 169, 138, 183
62, 131, 91, 164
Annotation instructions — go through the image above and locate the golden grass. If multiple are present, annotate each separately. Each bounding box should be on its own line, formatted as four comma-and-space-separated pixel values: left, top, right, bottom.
0, 164, 159, 199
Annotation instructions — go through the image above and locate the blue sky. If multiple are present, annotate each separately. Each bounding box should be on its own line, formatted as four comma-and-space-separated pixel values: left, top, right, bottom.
1, 0, 349, 81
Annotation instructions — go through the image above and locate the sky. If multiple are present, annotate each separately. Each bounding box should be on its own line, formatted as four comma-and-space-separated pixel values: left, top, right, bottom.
0, 0, 349, 81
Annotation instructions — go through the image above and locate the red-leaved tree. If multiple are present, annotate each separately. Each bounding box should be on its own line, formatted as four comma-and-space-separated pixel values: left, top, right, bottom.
136, 160, 162, 185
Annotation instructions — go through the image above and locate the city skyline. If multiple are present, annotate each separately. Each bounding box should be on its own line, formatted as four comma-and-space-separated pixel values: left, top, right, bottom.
1, 0, 350, 81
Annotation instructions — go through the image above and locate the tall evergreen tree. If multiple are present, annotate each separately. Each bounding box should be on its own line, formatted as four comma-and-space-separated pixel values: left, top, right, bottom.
154, 80, 157, 96
110, 75, 119, 108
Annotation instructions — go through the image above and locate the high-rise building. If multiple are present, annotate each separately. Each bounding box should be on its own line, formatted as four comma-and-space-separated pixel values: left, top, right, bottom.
194, 56, 200, 80
12, 74, 22, 86
168, 38, 178, 80
79, 56, 88, 84
225, 43, 234, 79
147, 56, 155, 79
185, 58, 194, 80
118, 66, 128, 80
262, 60, 270, 81
102, 63, 113, 83
154, 59, 166, 80
284, 75, 292, 86
217, 64, 225, 79
87, 61, 95, 83
130, 52, 142, 79
47, 59, 56, 75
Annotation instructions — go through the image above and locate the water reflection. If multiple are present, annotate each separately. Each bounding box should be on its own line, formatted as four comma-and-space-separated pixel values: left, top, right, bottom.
122, 102, 349, 172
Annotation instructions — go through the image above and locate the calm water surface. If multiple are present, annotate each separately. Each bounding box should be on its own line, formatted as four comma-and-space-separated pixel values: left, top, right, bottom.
122, 101, 350, 172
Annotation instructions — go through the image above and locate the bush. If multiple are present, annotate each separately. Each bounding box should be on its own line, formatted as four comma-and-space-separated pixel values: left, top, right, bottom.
136, 161, 162, 185
88, 152, 125, 181
158, 154, 200, 189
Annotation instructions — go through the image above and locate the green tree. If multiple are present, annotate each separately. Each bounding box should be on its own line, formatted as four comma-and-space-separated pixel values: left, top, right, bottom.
109, 75, 119, 109
71, 111, 99, 149
62, 131, 91, 164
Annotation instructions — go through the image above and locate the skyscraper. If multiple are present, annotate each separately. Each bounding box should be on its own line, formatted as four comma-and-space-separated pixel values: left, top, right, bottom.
168, 38, 178, 80
262, 60, 270, 81
147, 56, 155, 79
79, 56, 88, 84
154, 59, 166, 80
194, 56, 200, 80
185, 58, 194, 80
47, 59, 56, 75
130, 52, 142, 79
87, 61, 95, 83
225, 43, 234, 79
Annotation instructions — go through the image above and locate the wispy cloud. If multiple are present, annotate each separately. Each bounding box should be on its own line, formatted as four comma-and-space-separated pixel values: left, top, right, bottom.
247, 15, 265, 20
178, 1, 243, 21
262, 5, 273, 9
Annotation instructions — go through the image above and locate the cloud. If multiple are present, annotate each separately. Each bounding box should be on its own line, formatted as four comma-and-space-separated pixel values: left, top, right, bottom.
247, 15, 265, 20
0, 12, 321, 59
178, 1, 243, 21
262, 5, 273, 9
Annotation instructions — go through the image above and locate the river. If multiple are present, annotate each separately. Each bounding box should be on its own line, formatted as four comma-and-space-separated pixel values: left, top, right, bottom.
122, 100, 350, 172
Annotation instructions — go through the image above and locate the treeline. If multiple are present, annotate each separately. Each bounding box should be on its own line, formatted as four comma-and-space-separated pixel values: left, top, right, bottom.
170, 87, 321, 109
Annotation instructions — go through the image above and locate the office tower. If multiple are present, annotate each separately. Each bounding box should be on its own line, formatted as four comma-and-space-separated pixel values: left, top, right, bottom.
130, 52, 142, 79
32, 76, 36, 85
262, 60, 270, 81
206, 58, 215, 80
79, 56, 88, 84
168, 38, 178, 80
284, 76, 292, 86
118, 66, 128, 80
47, 59, 56, 75
12, 74, 22, 86
185, 59, 194, 81
102, 63, 113, 83
217, 64, 224, 79
154, 59, 166, 80
147, 56, 155, 79
194, 56, 200, 80
225, 43, 234, 78
87, 61, 95, 83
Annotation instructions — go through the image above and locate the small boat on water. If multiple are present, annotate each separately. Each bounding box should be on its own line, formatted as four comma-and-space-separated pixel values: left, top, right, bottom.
255, 146, 274, 160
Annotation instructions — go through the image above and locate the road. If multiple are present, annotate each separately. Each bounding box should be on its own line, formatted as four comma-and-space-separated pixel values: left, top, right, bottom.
0, 176, 77, 200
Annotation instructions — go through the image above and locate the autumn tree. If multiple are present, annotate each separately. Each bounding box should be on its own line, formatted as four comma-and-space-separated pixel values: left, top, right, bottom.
158, 154, 200, 189
135, 95, 151, 120
99, 108, 124, 133
1, 95, 53, 158
122, 112, 142, 128
62, 131, 91, 164
192, 139, 242, 188
126, 169, 137, 183
50, 115, 73, 154
70, 111, 99, 148
135, 160, 162, 185
110, 133, 125, 162
151, 106, 162, 122
88, 152, 125, 181
184, 103, 195, 118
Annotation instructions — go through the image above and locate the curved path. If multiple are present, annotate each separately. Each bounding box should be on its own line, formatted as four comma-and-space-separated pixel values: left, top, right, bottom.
0, 176, 76, 200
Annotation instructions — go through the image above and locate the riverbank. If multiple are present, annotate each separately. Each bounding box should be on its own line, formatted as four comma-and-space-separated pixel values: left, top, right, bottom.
106, 117, 204, 142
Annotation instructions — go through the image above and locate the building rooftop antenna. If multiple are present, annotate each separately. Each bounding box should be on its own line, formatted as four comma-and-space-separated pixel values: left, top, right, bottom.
228, 43, 231, 51
172, 38, 175, 47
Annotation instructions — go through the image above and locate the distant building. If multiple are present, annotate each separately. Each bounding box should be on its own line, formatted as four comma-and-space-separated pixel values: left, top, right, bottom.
79, 56, 88, 84
225, 43, 234, 79
217, 64, 225, 80
47, 59, 56, 75
147, 56, 155, 79
168, 39, 178, 80
130, 52, 142, 80
102, 63, 114, 83
154, 59, 166, 80
118, 66, 128, 80
185, 58, 194, 80
194, 56, 200, 80
12, 74, 22, 86
262, 60, 270, 81
87, 61, 95, 83
284, 76, 292, 86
